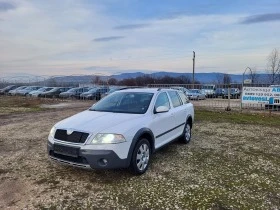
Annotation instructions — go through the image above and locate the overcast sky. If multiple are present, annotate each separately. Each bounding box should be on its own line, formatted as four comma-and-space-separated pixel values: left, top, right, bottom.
0, 0, 280, 77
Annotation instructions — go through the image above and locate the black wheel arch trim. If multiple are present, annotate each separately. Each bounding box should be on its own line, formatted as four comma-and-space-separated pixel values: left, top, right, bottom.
126, 128, 155, 166
186, 114, 193, 127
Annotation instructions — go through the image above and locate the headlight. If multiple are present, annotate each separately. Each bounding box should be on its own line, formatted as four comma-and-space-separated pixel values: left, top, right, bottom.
49, 126, 56, 138
90, 133, 126, 144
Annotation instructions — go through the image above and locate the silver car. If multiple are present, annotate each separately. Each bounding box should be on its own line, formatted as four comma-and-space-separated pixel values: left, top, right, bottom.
186, 89, 206, 100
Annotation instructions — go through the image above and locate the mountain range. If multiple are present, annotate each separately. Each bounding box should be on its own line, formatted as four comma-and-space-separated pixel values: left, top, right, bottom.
44, 71, 268, 84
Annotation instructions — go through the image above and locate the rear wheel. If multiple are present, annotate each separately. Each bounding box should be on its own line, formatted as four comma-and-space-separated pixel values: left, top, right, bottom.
129, 138, 151, 175
181, 120, 192, 144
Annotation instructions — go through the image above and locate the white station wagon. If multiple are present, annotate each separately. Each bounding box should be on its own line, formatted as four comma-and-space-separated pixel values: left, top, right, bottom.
48, 88, 194, 175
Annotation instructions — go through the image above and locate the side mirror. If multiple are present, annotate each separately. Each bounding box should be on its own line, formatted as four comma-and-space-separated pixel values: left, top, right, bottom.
155, 106, 169, 113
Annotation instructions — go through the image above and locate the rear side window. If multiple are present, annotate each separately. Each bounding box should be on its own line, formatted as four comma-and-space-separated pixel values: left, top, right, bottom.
178, 92, 189, 104
168, 91, 183, 108
155, 92, 170, 110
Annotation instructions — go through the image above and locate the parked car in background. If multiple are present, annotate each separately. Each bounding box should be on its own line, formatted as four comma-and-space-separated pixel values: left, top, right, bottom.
215, 88, 225, 98
8, 86, 28, 96
47, 88, 194, 175
17, 86, 41, 96
80, 87, 109, 100
59, 87, 89, 99
171, 86, 189, 94
186, 89, 206, 100
0, 85, 18, 95
201, 84, 216, 98
40, 87, 71, 98
101, 87, 128, 98
28, 87, 54, 97
223, 88, 241, 99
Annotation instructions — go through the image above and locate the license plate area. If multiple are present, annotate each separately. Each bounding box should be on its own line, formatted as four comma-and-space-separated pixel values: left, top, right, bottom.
53, 144, 80, 157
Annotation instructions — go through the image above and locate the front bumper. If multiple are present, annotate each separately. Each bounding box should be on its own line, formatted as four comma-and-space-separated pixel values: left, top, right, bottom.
47, 141, 129, 169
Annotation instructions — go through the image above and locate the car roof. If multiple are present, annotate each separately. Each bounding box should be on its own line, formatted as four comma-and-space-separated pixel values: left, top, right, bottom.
118, 88, 182, 94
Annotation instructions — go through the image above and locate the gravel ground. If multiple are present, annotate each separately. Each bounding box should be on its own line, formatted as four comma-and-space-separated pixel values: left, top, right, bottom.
0, 102, 279, 209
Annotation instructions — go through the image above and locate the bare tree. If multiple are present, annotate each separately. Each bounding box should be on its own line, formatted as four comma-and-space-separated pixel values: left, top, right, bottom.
92, 76, 100, 85
108, 78, 117, 85
47, 78, 57, 86
266, 49, 280, 84
223, 74, 232, 84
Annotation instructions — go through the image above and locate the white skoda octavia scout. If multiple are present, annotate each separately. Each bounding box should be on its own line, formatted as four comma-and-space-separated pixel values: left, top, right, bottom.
48, 88, 194, 175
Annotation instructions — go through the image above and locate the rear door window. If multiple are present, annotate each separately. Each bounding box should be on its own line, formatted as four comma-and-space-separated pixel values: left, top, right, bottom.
168, 91, 183, 108
178, 92, 189, 104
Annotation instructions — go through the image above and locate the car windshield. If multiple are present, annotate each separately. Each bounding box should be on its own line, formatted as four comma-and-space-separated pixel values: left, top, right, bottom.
190, 90, 200, 93
87, 88, 97, 93
90, 92, 154, 114
45, 88, 53, 91
37, 87, 47, 91
15, 86, 26, 90
4, 85, 14, 90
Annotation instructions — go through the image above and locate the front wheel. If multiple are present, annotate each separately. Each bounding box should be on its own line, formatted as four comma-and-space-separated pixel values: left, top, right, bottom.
129, 138, 151, 175
181, 121, 192, 144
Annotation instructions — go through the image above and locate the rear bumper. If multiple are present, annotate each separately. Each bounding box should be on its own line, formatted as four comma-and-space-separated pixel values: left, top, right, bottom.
47, 141, 129, 169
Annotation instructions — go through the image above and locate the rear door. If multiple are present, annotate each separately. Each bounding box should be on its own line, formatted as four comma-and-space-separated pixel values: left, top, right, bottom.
167, 91, 187, 137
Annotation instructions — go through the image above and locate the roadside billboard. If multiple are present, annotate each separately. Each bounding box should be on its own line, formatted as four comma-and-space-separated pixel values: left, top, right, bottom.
242, 87, 280, 105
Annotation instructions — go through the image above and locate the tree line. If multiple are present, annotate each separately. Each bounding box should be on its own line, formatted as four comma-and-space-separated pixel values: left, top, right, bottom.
93, 75, 200, 86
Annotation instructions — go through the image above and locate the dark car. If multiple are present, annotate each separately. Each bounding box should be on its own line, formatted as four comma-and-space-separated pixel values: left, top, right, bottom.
215, 88, 225, 98
59, 87, 89, 99
80, 87, 109, 100
0, 85, 18, 95
40, 87, 71, 98
223, 88, 241, 99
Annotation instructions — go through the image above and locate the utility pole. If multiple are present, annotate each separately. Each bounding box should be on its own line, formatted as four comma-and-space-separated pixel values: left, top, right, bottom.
192, 51, 195, 89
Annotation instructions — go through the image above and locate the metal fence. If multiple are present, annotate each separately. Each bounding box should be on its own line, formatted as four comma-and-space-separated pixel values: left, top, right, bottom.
148, 83, 280, 112
1, 81, 279, 112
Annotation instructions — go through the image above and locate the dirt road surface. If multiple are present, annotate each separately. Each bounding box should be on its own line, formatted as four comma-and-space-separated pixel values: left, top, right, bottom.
0, 102, 279, 209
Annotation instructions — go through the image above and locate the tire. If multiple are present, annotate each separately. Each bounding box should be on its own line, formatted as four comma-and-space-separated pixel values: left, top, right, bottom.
181, 120, 192, 144
129, 138, 151, 175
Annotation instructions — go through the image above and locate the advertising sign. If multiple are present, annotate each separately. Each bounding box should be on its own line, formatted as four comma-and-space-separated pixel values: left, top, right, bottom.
242, 87, 280, 104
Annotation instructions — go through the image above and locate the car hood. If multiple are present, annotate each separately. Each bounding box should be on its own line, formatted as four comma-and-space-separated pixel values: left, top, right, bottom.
54, 110, 144, 135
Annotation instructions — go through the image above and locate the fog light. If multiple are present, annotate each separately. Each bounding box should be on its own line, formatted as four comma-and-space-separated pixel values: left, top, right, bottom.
98, 158, 108, 166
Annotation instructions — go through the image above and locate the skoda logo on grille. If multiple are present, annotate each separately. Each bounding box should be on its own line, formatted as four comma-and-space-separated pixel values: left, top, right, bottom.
66, 129, 74, 135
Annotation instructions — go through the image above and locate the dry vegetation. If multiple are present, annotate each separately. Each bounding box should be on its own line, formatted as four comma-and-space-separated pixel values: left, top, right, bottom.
0, 98, 279, 209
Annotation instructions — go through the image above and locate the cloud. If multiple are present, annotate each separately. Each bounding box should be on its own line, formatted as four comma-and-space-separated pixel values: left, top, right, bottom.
0, 2, 16, 12
240, 13, 280, 24
93, 36, 125, 42
114, 23, 150, 30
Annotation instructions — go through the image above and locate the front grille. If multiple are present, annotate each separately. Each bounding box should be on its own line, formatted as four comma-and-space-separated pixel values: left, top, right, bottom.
50, 151, 89, 164
54, 129, 89, 143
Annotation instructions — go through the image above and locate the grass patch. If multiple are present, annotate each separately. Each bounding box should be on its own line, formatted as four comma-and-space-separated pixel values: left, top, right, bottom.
195, 109, 280, 126
0, 96, 52, 114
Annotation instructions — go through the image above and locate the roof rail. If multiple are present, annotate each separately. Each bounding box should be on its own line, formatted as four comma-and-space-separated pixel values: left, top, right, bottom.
157, 88, 161, 91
